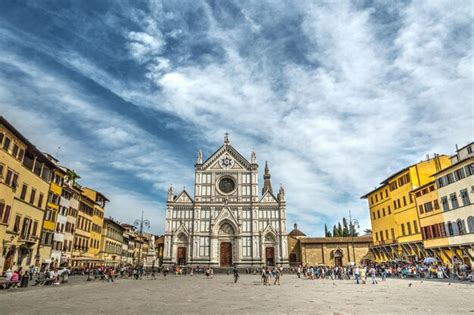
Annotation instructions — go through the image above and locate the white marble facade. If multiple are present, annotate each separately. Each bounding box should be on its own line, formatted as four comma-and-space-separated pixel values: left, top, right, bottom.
163, 135, 289, 268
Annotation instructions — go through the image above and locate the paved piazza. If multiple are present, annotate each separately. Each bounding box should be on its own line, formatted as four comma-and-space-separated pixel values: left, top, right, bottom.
0, 275, 472, 314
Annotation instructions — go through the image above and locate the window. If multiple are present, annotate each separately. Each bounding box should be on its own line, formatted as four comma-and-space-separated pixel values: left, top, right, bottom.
447, 222, 454, 236
380, 231, 384, 242
419, 205, 424, 214
407, 222, 412, 235
370, 197, 373, 205
385, 190, 388, 198
434, 199, 439, 209
2, 205, 11, 224
424, 202, 433, 212
242, 237, 252, 256
454, 168, 465, 181
447, 173, 454, 184
387, 206, 391, 215
12, 143, 19, 157
441, 197, 449, 211
409, 194, 413, 203
375, 195, 378, 202
460, 189, 470, 206
437, 178, 445, 188
18, 149, 24, 162
397, 199, 401, 208
385, 230, 389, 240
372, 212, 376, 220
0, 133, 3, 145
20, 184, 28, 200
467, 216, 474, 233
393, 200, 397, 209
465, 164, 474, 176
3, 137, 11, 150
403, 196, 407, 206
199, 237, 210, 256
468, 146, 473, 154
391, 228, 395, 240
375, 232, 379, 241
401, 223, 405, 236
413, 220, 419, 234
457, 220, 466, 235
13, 215, 21, 232
450, 193, 459, 209
29, 189, 36, 204
32, 221, 38, 236
377, 210, 380, 219
38, 193, 44, 208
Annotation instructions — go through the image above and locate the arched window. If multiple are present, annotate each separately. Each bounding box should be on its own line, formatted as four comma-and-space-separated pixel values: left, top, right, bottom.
457, 220, 465, 235
447, 222, 454, 236
468, 216, 474, 233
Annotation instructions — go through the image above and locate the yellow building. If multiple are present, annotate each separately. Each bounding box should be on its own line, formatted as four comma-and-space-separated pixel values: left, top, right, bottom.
0, 116, 55, 272
81, 187, 108, 259
38, 162, 66, 268
100, 218, 125, 266
362, 155, 451, 262
71, 191, 95, 268
412, 181, 450, 264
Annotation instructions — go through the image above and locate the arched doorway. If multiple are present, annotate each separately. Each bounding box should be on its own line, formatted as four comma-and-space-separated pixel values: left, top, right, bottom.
333, 249, 343, 267
263, 233, 277, 266
3, 245, 15, 272
218, 222, 235, 267
175, 232, 188, 266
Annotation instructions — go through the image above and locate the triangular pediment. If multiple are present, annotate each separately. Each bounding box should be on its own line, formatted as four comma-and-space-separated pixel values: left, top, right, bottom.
260, 190, 278, 203
262, 222, 278, 237
174, 190, 193, 203
202, 144, 251, 171
213, 207, 239, 228
174, 223, 190, 237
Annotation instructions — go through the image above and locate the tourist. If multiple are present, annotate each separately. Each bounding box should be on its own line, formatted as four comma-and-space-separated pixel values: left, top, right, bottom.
296, 265, 301, 279
354, 266, 360, 284
261, 268, 266, 284
21, 269, 29, 288
5, 268, 13, 281
360, 267, 366, 284
233, 266, 239, 283
274, 268, 281, 286
369, 266, 377, 284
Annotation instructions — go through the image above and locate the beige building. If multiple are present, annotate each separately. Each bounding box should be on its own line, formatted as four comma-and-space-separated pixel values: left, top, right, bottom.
0, 116, 55, 272
288, 224, 373, 267
433, 142, 474, 268
100, 218, 125, 266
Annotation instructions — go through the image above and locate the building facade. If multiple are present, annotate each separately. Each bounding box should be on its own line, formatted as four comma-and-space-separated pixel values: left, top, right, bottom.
287, 224, 373, 267
81, 187, 108, 259
100, 218, 125, 266
362, 155, 451, 262
0, 116, 55, 272
433, 142, 473, 268
163, 135, 289, 268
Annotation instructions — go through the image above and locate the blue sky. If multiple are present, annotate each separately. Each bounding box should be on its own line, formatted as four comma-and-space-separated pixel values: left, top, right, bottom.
0, 0, 472, 235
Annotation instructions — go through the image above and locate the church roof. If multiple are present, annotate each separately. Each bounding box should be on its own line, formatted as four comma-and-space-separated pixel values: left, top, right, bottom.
201, 140, 252, 170
289, 223, 306, 237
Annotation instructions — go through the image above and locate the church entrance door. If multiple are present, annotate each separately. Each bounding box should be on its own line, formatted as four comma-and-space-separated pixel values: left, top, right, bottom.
177, 247, 186, 265
335, 256, 342, 267
220, 242, 232, 267
265, 247, 275, 266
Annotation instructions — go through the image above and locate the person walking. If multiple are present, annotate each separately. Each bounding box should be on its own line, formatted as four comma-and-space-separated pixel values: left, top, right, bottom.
274, 268, 281, 286
354, 266, 360, 284
369, 266, 378, 284
233, 266, 239, 283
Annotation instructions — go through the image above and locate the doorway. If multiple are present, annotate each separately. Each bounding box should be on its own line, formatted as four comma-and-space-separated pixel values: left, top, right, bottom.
220, 242, 232, 267
177, 247, 186, 265
335, 256, 342, 267
265, 247, 275, 266
3, 246, 15, 272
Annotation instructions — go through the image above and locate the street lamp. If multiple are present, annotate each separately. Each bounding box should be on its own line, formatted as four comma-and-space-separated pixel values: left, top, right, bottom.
348, 210, 360, 265
134, 211, 150, 266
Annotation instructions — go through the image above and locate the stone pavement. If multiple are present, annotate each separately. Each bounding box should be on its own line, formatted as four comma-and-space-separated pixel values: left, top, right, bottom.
0, 274, 472, 314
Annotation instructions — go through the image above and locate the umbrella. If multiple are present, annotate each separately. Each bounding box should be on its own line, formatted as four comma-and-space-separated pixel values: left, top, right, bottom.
423, 257, 437, 264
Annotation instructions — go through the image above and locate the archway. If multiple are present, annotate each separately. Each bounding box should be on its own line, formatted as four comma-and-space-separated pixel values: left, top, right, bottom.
333, 249, 343, 267
218, 222, 236, 267
175, 232, 188, 266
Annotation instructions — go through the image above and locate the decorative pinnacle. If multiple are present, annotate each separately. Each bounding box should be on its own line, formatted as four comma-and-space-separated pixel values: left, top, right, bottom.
224, 132, 229, 144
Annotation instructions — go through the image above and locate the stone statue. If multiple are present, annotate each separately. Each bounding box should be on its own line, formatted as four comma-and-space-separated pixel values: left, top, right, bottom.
278, 184, 285, 201
251, 151, 256, 163
197, 149, 202, 164
167, 184, 173, 202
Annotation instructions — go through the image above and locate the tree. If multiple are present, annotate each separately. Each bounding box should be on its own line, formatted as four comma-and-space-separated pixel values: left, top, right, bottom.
337, 222, 343, 237
333, 225, 338, 237
349, 222, 360, 237
325, 224, 332, 237
342, 217, 349, 237
363, 229, 372, 234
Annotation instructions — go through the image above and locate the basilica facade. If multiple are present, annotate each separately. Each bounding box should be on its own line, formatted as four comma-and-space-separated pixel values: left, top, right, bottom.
163, 135, 289, 268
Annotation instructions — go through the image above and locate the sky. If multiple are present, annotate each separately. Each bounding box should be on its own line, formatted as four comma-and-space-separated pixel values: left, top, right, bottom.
0, 0, 472, 236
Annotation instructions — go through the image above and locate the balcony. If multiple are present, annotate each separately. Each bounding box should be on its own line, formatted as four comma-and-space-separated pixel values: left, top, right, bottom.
18, 234, 38, 244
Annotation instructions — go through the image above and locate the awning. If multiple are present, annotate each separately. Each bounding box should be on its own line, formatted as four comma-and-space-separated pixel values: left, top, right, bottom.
71, 257, 104, 262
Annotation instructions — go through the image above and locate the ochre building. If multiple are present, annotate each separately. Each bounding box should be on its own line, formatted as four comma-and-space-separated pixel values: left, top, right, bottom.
288, 224, 373, 267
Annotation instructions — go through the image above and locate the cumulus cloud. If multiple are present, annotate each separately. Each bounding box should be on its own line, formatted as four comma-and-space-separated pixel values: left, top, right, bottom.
0, 0, 472, 235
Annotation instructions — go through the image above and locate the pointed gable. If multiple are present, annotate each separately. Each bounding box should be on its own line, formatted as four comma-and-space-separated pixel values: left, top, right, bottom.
202, 144, 252, 171
260, 190, 278, 203
174, 190, 194, 203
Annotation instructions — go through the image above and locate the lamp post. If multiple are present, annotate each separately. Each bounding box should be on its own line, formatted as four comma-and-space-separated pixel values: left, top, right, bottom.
134, 211, 150, 266
348, 210, 360, 265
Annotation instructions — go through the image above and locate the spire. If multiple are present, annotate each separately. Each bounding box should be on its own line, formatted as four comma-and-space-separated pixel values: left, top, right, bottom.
262, 161, 273, 194
224, 132, 229, 145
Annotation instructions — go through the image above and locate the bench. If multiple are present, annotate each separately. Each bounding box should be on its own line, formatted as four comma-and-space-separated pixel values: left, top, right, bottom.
0, 280, 20, 289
